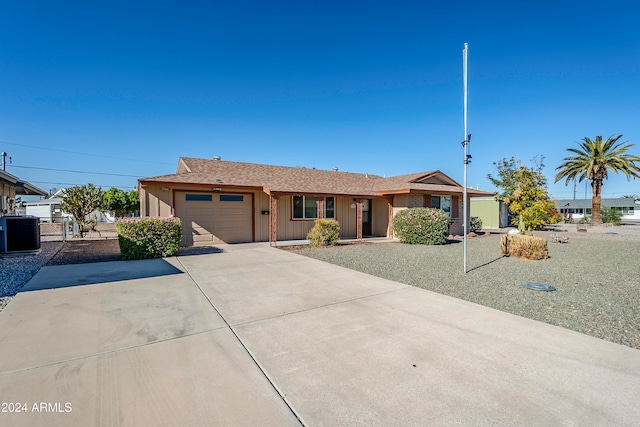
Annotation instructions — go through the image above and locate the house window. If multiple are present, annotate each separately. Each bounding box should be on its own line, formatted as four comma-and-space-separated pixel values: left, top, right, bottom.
292, 196, 335, 219
430, 196, 452, 217
186, 194, 213, 201
220, 195, 244, 202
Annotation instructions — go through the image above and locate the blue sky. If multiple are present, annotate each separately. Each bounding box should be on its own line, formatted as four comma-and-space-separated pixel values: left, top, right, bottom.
2, 1, 640, 200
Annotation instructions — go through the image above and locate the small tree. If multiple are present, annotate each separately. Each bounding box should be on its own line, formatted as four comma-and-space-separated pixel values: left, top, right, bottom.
102, 187, 139, 218
488, 156, 560, 231
60, 184, 105, 237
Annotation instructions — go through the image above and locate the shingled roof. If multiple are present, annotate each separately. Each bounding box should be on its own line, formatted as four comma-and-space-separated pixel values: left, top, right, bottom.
139, 157, 493, 197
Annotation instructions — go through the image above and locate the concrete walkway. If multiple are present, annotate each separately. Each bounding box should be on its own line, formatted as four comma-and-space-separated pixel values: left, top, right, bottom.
1, 244, 639, 426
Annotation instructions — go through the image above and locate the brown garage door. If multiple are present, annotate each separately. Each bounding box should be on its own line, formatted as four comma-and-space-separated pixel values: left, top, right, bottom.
175, 192, 253, 245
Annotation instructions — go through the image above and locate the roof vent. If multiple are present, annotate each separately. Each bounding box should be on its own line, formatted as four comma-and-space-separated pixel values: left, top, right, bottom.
332, 167, 338, 172
213, 155, 221, 161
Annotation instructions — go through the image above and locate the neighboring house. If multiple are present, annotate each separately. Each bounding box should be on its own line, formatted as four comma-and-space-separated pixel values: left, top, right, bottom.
25, 189, 115, 223
0, 169, 47, 216
138, 157, 494, 246
555, 198, 640, 221
25, 196, 70, 223
470, 197, 509, 229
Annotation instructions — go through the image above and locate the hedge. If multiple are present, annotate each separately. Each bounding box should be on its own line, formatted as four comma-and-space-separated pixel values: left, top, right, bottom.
392, 207, 450, 245
116, 217, 182, 260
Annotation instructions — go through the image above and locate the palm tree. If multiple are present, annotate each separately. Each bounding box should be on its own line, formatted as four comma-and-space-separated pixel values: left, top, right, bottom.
555, 135, 640, 223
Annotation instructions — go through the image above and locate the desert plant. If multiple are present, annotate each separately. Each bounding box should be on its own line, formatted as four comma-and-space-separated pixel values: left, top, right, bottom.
393, 207, 450, 245
500, 234, 549, 260
60, 184, 105, 237
116, 217, 182, 260
307, 219, 340, 247
600, 207, 622, 225
469, 216, 483, 233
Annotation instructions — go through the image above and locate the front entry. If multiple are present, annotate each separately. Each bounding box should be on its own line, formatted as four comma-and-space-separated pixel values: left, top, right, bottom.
362, 199, 372, 236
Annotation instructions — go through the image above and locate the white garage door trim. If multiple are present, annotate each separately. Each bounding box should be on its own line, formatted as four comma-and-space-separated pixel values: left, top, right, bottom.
175, 191, 253, 245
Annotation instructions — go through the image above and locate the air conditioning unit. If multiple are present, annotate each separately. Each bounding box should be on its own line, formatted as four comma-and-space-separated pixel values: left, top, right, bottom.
0, 216, 41, 253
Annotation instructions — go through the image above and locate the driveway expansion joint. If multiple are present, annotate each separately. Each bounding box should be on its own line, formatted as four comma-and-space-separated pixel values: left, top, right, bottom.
229, 285, 412, 328
177, 256, 307, 427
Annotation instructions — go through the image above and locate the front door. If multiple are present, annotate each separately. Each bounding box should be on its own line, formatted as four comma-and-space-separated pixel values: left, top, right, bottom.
362, 199, 372, 236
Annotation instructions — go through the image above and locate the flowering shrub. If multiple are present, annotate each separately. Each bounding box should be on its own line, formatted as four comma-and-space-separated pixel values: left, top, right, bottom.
307, 219, 340, 247
392, 207, 450, 245
469, 216, 483, 233
116, 217, 182, 260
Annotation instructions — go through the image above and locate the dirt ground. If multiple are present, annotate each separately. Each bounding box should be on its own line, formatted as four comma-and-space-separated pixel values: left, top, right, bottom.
46, 239, 122, 265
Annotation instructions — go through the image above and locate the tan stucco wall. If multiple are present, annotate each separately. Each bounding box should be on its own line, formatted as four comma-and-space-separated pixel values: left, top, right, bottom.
141, 185, 173, 217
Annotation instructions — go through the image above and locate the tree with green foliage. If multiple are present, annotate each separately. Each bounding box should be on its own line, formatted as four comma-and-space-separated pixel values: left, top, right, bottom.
60, 184, 105, 237
488, 156, 561, 231
102, 187, 140, 218
555, 135, 640, 224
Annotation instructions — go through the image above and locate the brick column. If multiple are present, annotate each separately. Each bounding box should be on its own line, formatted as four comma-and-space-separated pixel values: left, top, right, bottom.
387, 197, 394, 238
356, 199, 363, 239
316, 197, 325, 219
269, 194, 279, 245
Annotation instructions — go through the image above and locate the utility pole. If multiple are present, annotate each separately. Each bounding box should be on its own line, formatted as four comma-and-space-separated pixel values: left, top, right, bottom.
462, 43, 471, 274
1, 151, 9, 171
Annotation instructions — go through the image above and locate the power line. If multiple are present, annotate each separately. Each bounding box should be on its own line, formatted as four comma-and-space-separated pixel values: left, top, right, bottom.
8, 164, 143, 177
28, 180, 136, 189
0, 140, 174, 165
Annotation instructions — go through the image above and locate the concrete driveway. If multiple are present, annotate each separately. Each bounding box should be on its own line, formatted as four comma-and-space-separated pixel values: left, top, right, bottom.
1, 244, 639, 426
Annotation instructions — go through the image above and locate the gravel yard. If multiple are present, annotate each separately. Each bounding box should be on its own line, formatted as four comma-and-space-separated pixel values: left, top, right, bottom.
3, 224, 639, 349
286, 229, 640, 350
0, 241, 64, 311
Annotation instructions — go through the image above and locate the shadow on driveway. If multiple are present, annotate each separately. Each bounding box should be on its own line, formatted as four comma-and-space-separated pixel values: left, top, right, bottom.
21, 258, 184, 291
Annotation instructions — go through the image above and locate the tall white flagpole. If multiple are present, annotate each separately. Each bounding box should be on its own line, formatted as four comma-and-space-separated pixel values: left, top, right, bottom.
462, 43, 469, 274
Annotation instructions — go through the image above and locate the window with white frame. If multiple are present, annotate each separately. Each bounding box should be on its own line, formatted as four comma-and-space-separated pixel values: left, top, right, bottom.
292, 196, 335, 219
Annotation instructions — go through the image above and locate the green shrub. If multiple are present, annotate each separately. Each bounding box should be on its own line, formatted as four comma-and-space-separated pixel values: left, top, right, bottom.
469, 216, 483, 233
393, 207, 450, 245
500, 234, 548, 260
600, 207, 622, 225
116, 217, 182, 260
307, 219, 340, 247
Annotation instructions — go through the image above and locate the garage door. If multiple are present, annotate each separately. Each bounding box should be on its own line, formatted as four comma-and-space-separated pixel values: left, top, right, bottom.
175, 192, 253, 245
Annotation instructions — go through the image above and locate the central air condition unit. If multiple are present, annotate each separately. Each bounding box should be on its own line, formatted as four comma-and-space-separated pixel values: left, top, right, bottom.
0, 216, 41, 253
